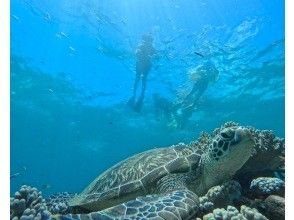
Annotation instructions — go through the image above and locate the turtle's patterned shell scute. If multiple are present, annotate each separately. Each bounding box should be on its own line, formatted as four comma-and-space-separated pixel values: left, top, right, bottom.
70, 143, 203, 208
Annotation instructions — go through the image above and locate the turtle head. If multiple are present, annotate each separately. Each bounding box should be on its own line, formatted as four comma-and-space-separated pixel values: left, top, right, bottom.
209, 126, 254, 163
209, 126, 254, 161
203, 126, 254, 186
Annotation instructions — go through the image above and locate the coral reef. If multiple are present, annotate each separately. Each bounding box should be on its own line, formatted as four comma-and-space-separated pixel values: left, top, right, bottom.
254, 195, 285, 220
10, 185, 51, 220
250, 177, 284, 198
200, 205, 268, 220
212, 121, 240, 136
235, 127, 285, 187
199, 181, 242, 215
189, 132, 212, 154
46, 192, 73, 215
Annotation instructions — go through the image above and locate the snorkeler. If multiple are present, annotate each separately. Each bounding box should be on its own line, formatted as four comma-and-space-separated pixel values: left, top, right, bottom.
128, 34, 156, 112
170, 60, 219, 128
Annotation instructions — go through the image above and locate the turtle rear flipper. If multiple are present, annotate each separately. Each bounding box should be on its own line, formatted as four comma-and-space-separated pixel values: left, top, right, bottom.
52, 190, 199, 220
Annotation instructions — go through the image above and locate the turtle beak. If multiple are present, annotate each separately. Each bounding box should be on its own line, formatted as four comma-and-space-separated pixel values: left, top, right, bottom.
234, 127, 254, 145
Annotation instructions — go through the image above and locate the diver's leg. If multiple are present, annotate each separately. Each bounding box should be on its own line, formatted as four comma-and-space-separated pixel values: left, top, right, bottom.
170, 84, 199, 128
127, 73, 140, 107
140, 74, 147, 98
52, 190, 199, 220
182, 82, 200, 106
178, 106, 194, 128
182, 79, 209, 108
175, 81, 208, 127
134, 73, 148, 112
133, 73, 141, 97
193, 82, 208, 102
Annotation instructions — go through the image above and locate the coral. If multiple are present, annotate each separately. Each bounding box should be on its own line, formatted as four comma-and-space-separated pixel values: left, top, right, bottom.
199, 181, 242, 215
201, 205, 268, 220
46, 192, 73, 215
189, 131, 212, 153
254, 195, 285, 220
233, 126, 284, 188
212, 121, 240, 136
240, 205, 269, 220
250, 177, 284, 198
238, 129, 284, 173
10, 185, 51, 220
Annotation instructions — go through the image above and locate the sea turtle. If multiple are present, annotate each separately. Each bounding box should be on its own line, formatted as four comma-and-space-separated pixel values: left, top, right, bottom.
52, 125, 254, 220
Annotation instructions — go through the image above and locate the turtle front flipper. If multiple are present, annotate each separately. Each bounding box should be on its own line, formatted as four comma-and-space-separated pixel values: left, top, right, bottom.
52, 189, 199, 220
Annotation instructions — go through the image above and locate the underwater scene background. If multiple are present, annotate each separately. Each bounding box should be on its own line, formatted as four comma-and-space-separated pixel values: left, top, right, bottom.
11, 0, 284, 201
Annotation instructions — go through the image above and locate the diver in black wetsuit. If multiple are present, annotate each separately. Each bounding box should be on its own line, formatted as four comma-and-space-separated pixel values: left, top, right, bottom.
128, 34, 156, 112
169, 61, 219, 128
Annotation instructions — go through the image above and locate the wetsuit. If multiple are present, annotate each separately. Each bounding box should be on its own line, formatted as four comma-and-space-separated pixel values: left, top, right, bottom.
173, 62, 219, 127
128, 39, 156, 112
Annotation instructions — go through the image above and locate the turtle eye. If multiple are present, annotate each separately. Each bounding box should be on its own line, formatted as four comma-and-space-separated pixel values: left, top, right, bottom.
220, 129, 234, 140
220, 132, 230, 139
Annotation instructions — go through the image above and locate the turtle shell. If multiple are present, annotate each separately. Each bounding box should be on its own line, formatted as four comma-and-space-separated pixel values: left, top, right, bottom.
69, 143, 202, 212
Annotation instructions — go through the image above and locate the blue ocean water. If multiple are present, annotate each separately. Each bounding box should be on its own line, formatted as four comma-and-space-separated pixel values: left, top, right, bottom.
10, 0, 284, 197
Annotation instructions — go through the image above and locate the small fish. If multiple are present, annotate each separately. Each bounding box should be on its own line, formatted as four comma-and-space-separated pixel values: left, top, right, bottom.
56, 32, 69, 39
194, 52, 204, 58
48, 88, 54, 93
60, 32, 69, 38
10, 173, 21, 179
12, 15, 20, 21
69, 46, 76, 52
43, 12, 51, 22
121, 18, 127, 25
